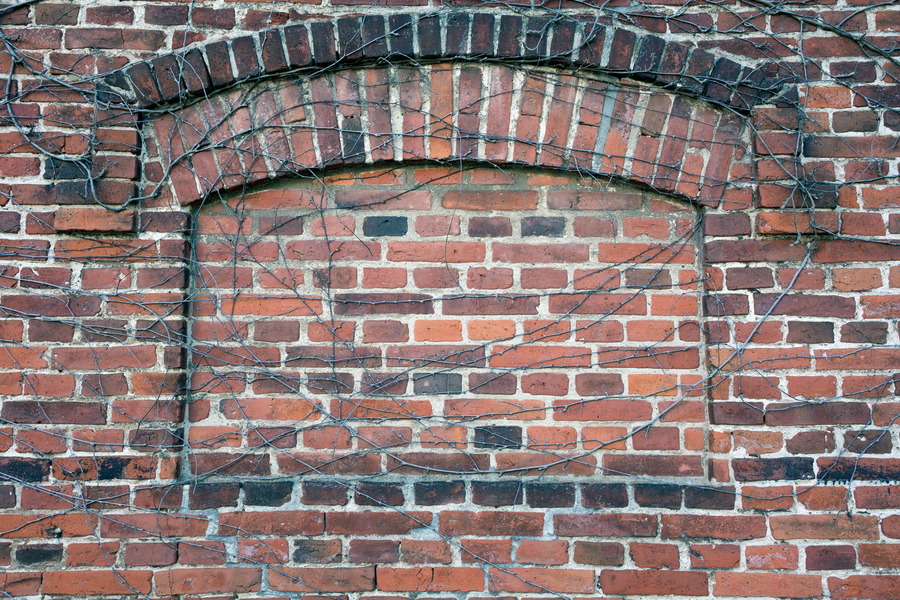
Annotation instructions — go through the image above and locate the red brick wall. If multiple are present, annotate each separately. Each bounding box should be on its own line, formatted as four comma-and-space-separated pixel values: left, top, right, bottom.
1, 3, 899, 599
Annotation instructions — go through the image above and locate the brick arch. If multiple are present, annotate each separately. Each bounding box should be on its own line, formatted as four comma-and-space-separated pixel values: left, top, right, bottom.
109, 11, 784, 208
147, 61, 752, 208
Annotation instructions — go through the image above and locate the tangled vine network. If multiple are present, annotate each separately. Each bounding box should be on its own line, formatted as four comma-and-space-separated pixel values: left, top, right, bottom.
0, 0, 899, 597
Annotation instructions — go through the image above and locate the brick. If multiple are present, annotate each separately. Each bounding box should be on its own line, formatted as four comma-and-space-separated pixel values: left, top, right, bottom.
556, 513, 657, 537
715, 573, 822, 598
662, 515, 766, 540
376, 567, 482, 592
829, 576, 900, 600
771, 515, 879, 540
472, 481, 523, 506
600, 569, 707, 596
807, 545, 856, 570
574, 541, 624, 565
440, 511, 542, 536
269, 567, 374, 592
488, 567, 594, 593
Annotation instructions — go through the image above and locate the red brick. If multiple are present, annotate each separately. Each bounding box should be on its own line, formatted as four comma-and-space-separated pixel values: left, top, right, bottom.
770, 515, 879, 540
830, 576, 900, 600
269, 567, 375, 592
690, 544, 739, 568
442, 190, 538, 210
600, 569, 708, 596
662, 515, 767, 540
555, 513, 657, 537
440, 511, 543, 536
373, 567, 482, 592
715, 573, 822, 598
488, 567, 594, 593
44, 570, 152, 595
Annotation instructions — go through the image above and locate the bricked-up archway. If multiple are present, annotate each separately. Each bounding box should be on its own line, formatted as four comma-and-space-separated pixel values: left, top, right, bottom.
188, 168, 706, 484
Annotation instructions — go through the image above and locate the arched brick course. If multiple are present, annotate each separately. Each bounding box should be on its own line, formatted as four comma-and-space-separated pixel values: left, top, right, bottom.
96, 12, 786, 209
147, 63, 750, 207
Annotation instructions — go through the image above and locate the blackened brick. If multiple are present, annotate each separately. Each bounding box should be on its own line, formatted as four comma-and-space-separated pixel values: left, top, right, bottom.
302, 480, 348, 505
231, 36, 261, 79
840, 322, 888, 344
582, 483, 628, 508
574, 541, 625, 566
580, 22, 605, 64
635, 484, 682, 509
145, 4, 188, 25
356, 482, 403, 506
413, 373, 462, 394
150, 54, 181, 100
15, 545, 62, 565
0, 485, 14, 508
607, 29, 637, 71
417, 14, 441, 58
244, 480, 293, 506
523, 16, 551, 58
388, 14, 414, 56
684, 486, 736, 510
471, 13, 494, 55
363, 216, 408, 237
472, 481, 523, 506
844, 430, 893, 454
0, 458, 49, 482
180, 49, 211, 94
657, 42, 690, 84
205, 40, 235, 89
190, 483, 241, 509
444, 13, 470, 56
350, 539, 399, 563
259, 30, 287, 73
337, 17, 364, 60
310, 21, 336, 65
527, 483, 575, 507
807, 545, 856, 570
733, 457, 815, 481
549, 19, 576, 58
706, 58, 742, 103
361, 16, 387, 59
474, 426, 522, 449
415, 481, 465, 505
497, 15, 522, 57
284, 24, 311, 68
0, 212, 19, 233
633, 35, 666, 74
126, 62, 162, 106
680, 48, 716, 94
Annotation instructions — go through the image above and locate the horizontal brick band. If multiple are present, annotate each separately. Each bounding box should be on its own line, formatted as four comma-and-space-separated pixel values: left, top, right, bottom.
102, 11, 784, 113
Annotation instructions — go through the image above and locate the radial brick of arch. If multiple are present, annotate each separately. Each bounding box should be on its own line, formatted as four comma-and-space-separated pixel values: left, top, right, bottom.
102, 11, 784, 208
144, 61, 753, 208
